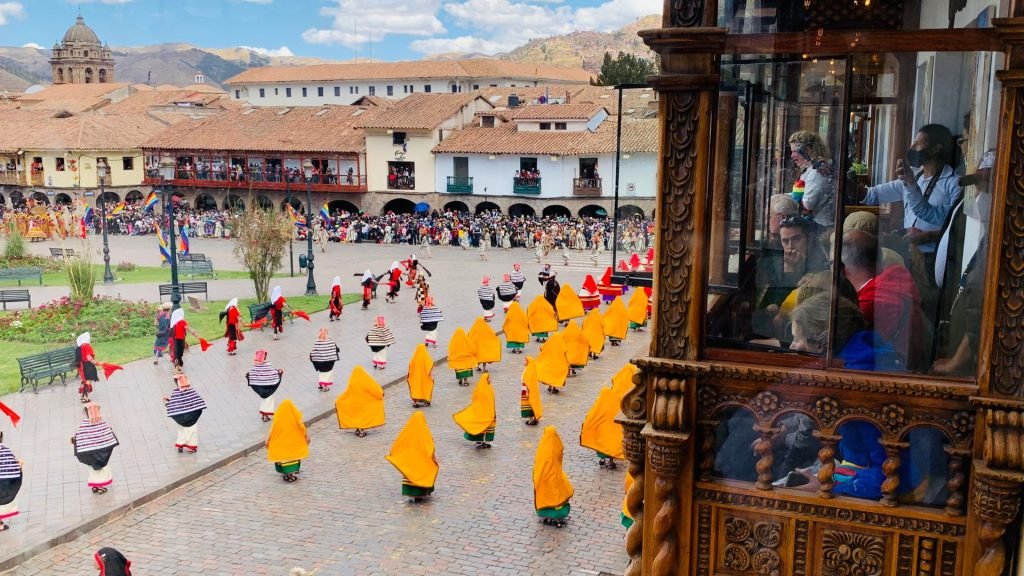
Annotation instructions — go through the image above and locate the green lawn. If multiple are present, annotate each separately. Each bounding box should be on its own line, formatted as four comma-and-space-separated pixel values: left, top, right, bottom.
0, 294, 358, 395
10, 265, 277, 287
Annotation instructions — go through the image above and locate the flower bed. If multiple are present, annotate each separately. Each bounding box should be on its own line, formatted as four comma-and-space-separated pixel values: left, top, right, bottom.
0, 296, 157, 344
0, 255, 65, 272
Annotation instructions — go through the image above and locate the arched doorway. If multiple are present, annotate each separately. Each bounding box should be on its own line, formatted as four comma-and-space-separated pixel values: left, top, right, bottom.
617, 204, 644, 219
31, 191, 49, 205
280, 196, 302, 211
328, 200, 359, 216
125, 190, 144, 205
542, 204, 571, 219
195, 193, 218, 211
85, 68, 94, 83
475, 201, 500, 214
99, 191, 120, 206
225, 195, 245, 211
509, 203, 535, 218
381, 198, 416, 215
54, 193, 73, 206
255, 195, 273, 210
578, 204, 608, 218
444, 200, 469, 213
9, 190, 24, 207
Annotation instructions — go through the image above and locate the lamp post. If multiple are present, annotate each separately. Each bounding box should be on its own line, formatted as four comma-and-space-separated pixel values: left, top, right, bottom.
611, 83, 647, 270
97, 160, 114, 284
285, 179, 294, 277
302, 159, 317, 295
158, 158, 181, 311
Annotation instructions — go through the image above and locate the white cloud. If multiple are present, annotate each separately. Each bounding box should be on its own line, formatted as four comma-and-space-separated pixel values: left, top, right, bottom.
0, 2, 25, 26
73, 0, 136, 4
240, 45, 294, 57
302, 0, 446, 49
21, 42, 42, 49
410, 0, 660, 55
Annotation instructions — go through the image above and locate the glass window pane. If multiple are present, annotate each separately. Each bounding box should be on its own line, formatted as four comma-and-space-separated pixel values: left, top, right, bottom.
718, 0, 1002, 34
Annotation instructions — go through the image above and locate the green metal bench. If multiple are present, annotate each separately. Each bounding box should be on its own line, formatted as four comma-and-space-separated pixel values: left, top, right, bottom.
17, 346, 78, 393
178, 260, 214, 277
0, 267, 42, 286
246, 302, 293, 330
0, 288, 30, 310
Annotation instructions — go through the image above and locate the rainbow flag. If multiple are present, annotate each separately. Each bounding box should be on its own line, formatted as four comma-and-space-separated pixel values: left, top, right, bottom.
82, 204, 94, 227
286, 204, 305, 228
319, 203, 332, 228
143, 191, 159, 212
178, 229, 190, 255
155, 224, 173, 262
111, 201, 126, 215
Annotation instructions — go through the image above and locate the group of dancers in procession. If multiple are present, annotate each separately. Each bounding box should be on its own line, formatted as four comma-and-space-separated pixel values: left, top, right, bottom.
0, 251, 654, 565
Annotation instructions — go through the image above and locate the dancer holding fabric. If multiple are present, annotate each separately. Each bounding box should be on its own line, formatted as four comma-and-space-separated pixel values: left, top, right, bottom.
477, 277, 496, 322
387, 412, 438, 502
418, 295, 443, 348
94, 547, 132, 576
582, 309, 606, 359
603, 296, 629, 346
220, 298, 243, 355
510, 263, 526, 292
328, 276, 344, 321
533, 426, 573, 527
407, 343, 435, 408
447, 328, 478, 386
76, 332, 99, 403
247, 350, 283, 421
453, 373, 496, 449
72, 403, 118, 495
336, 366, 386, 438
503, 301, 530, 354
578, 275, 601, 312
496, 274, 519, 312
164, 373, 206, 453
270, 286, 290, 340
520, 356, 543, 426
309, 328, 340, 392
561, 321, 590, 375
366, 316, 396, 370
555, 283, 585, 323
359, 270, 377, 310
266, 399, 309, 482
468, 316, 501, 372
169, 308, 202, 368
537, 332, 570, 394
384, 261, 403, 303
580, 387, 625, 468
527, 295, 558, 343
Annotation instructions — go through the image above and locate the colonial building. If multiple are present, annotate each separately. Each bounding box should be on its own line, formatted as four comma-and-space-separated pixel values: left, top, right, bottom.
224, 59, 593, 107
49, 15, 115, 85
142, 104, 382, 214
432, 102, 657, 218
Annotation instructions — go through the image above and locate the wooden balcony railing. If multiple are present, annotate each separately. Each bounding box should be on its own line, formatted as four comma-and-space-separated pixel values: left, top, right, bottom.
29, 172, 44, 187
0, 171, 23, 186
573, 177, 602, 196
142, 169, 368, 193
513, 176, 541, 195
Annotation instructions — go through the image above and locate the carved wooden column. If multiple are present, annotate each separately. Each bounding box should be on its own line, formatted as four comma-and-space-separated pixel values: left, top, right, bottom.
618, 366, 648, 576
698, 419, 717, 482
944, 447, 970, 517
753, 424, 780, 491
880, 441, 908, 508
814, 432, 841, 499
647, 435, 685, 576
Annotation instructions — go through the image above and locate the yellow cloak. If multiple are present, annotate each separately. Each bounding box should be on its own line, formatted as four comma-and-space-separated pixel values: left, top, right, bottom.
582, 308, 606, 356
603, 296, 629, 340
468, 317, 502, 364
266, 399, 309, 462
336, 366, 386, 430
407, 343, 435, 403
527, 295, 558, 335
561, 321, 590, 368
555, 283, 585, 321
452, 373, 496, 436
503, 301, 530, 345
386, 411, 439, 489
533, 426, 574, 511
579, 387, 625, 459
536, 332, 569, 388
627, 288, 649, 326
522, 356, 543, 421
610, 363, 639, 400
447, 328, 478, 373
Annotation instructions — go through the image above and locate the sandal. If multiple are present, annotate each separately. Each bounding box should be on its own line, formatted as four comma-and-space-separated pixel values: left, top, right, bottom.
0, 523, 8, 532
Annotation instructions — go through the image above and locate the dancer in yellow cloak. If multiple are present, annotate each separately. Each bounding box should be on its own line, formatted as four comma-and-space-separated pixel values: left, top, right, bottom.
452, 373, 496, 449
407, 343, 434, 408
580, 387, 625, 468
265, 399, 309, 482
611, 363, 638, 400
533, 426, 573, 526
627, 287, 650, 331
603, 296, 629, 345
503, 301, 530, 354
527, 295, 558, 342
520, 356, 542, 426
448, 327, 478, 386
537, 332, 569, 393
555, 283, 585, 322
386, 412, 439, 501
582, 308, 606, 359
561, 321, 590, 374
336, 366, 385, 438
468, 317, 502, 371
622, 472, 634, 528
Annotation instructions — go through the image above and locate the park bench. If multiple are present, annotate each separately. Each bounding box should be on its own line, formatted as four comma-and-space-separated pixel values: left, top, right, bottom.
178, 253, 210, 263
0, 267, 42, 286
49, 247, 76, 259
0, 289, 31, 310
178, 260, 214, 278
247, 302, 293, 330
17, 346, 78, 393
158, 281, 208, 302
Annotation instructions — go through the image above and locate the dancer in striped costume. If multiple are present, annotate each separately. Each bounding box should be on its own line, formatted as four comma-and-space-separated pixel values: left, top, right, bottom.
247, 350, 283, 421
366, 316, 396, 370
477, 277, 496, 322
418, 296, 443, 348
309, 328, 340, 392
0, 431, 22, 531
496, 274, 518, 312
163, 373, 206, 453
510, 263, 526, 292
72, 403, 118, 494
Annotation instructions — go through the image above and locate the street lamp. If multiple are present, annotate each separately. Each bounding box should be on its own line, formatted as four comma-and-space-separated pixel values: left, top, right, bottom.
285, 178, 294, 277
302, 159, 317, 295
611, 83, 647, 269
97, 160, 114, 284
158, 158, 181, 311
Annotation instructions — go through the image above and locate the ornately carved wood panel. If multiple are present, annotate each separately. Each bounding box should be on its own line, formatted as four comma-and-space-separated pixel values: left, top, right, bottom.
810, 524, 891, 576
714, 510, 787, 576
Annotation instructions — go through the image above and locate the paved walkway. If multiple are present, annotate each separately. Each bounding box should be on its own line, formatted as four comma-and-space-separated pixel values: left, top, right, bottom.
1, 240, 638, 573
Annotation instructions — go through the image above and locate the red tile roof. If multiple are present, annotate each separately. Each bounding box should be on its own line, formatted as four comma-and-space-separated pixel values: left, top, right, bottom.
0, 109, 179, 152
225, 59, 594, 85
432, 117, 658, 156
359, 93, 489, 131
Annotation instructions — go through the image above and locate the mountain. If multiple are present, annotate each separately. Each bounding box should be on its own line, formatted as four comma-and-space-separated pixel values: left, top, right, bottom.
502, 15, 660, 73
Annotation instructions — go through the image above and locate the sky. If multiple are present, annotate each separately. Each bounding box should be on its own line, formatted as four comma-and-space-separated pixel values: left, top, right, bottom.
0, 0, 660, 60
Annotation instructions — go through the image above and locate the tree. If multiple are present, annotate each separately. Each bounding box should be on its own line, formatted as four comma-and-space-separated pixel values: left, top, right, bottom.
231, 204, 293, 302
594, 51, 657, 86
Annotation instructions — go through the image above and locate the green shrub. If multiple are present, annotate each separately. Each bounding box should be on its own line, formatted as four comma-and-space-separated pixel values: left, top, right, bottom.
3, 224, 25, 260
0, 296, 156, 343
65, 253, 97, 302
115, 261, 136, 272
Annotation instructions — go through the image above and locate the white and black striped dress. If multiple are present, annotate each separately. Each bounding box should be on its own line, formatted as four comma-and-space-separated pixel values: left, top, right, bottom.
310, 340, 340, 373
247, 362, 282, 399
0, 444, 22, 506
165, 388, 207, 428
497, 282, 518, 302
478, 286, 496, 311
510, 271, 526, 290
419, 306, 443, 331
73, 420, 119, 470
366, 327, 396, 351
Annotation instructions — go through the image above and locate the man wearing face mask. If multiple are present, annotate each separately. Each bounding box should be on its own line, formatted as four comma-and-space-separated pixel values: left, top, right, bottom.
860, 124, 963, 278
